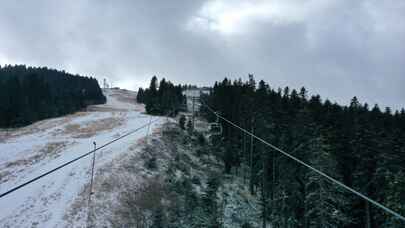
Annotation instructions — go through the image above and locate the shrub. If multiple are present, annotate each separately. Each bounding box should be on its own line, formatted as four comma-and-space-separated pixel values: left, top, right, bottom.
145, 156, 158, 170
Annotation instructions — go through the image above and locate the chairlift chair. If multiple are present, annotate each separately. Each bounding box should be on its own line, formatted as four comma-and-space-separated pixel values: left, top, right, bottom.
209, 112, 223, 135
209, 122, 223, 135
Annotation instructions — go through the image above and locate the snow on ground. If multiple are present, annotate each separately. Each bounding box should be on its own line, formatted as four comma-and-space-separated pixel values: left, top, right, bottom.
0, 89, 165, 228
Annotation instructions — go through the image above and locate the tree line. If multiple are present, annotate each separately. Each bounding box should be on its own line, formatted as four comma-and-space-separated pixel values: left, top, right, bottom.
137, 76, 186, 116
200, 75, 405, 228
0, 64, 106, 128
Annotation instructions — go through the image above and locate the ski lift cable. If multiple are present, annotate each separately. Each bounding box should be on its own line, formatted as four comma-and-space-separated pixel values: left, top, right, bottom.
199, 101, 405, 223
0, 117, 161, 199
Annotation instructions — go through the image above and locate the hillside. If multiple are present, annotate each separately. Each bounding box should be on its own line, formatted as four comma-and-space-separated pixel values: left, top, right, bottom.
62, 116, 263, 227
0, 89, 165, 227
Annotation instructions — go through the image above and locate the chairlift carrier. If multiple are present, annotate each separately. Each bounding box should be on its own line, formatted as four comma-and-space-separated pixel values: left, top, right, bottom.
209, 112, 223, 135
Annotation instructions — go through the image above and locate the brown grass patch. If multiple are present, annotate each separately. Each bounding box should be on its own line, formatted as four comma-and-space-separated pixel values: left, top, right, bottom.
0, 112, 88, 141
0, 170, 12, 183
62, 117, 124, 138
5, 142, 67, 169
86, 106, 128, 112
1, 141, 68, 183
39, 141, 67, 158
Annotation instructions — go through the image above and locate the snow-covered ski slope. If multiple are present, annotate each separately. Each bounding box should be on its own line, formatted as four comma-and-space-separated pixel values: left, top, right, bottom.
0, 89, 164, 227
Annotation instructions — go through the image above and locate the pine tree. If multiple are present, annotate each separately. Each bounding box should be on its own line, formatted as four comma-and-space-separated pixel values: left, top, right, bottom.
145, 76, 159, 114
199, 175, 221, 228
305, 137, 351, 228
136, 88, 145, 103
179, 115, 186, 130
186, 119, 193, 133
151, 206, 166, 228
382, 170, 405, 227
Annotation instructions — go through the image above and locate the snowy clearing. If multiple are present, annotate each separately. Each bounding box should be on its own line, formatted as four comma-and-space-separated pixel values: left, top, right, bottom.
0, 89, 165, 228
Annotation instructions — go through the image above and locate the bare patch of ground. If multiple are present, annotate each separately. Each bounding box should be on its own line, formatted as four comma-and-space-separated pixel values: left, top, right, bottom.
85, 106, 129, 112
0, 112, 88, 142
39, 141, 68, 158
4, 141, 67, 168
110, 90, 137, 105
0, 141, 69, 183
0, 170, 12, 183
61, 117, 125, 138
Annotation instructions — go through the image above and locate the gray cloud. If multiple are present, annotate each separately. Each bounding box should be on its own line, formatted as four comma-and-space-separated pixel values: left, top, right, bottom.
0, 0, 404, 110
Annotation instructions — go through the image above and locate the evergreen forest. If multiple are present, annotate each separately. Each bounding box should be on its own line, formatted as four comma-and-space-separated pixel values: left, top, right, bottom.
0, 65, 106, 128
200, 75, 405, 228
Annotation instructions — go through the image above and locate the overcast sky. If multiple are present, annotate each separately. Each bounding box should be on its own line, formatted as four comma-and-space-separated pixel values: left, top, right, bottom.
0, 0, 404, 110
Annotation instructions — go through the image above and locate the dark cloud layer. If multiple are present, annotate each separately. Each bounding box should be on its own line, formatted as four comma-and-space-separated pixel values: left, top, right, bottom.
0, 0, 404, 110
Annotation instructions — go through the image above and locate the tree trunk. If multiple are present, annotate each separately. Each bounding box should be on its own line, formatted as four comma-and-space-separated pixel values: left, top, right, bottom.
271, 149, 275, 228
365, 201, 371, 228
249, 119, 255, 194
243, 128, 247, 184
262, 151, 267, 228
